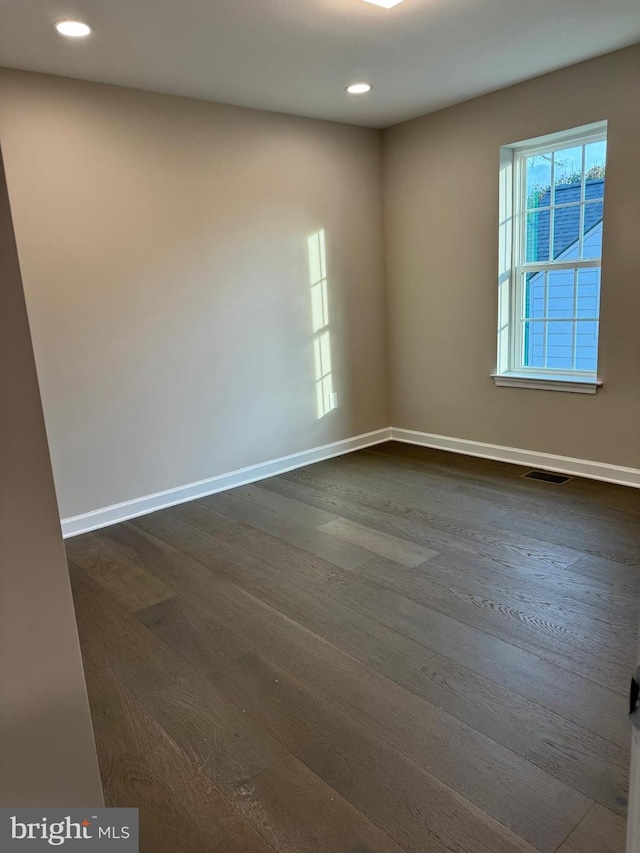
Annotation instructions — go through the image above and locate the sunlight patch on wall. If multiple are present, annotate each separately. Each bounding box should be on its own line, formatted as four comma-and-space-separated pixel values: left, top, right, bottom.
308, 230, 336, 418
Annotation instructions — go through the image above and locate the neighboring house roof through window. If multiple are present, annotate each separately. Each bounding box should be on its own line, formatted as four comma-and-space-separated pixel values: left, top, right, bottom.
529, 178, 604, 261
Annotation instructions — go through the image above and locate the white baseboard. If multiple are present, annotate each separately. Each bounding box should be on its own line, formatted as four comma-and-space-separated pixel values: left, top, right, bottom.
61, 428, 392, 538
390, 427, 640, 489
61, 423, 639, 538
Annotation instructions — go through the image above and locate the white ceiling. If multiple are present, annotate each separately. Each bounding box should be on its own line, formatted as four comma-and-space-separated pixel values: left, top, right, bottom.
0, 0, 638, 128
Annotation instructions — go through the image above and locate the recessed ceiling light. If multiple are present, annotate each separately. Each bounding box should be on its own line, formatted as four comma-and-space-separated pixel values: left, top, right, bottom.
363, 0, 405, 7
346, 83, 372, 95
54, 20, 92, 37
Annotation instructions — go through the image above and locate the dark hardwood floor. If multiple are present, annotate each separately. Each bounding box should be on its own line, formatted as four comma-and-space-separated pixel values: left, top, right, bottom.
66, 442, 640, 853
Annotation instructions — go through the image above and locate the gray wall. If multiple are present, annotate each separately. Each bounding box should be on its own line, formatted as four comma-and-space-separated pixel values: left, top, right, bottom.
383, 46, 640, 468
0, 69, 388, 520
0, 146, 102, 806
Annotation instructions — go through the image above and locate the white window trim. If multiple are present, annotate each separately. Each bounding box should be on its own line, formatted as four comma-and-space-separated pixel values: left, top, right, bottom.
491, 373, 602, 394
494, 121, 607, 393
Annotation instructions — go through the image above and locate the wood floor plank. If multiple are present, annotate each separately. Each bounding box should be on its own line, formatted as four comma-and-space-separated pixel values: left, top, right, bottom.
405, 654, 629, 813
82, 652, 275, 853
344, 556, 632, 694
146, 503, 633, 772
116, 513, 432, 682
565, 554, 640, 596
280, 453, 640, 565
421, 551, 639, 626
216, 521, 633, 759
65, 531, 175, 612
259, 474, 617, 662
229, 483, 340, 528
136, 591, 592, 850
70, 558, 288, 793
306, 525, 636, 657
319, 516, 438, 567
362, 444, 640, 533
418, 555, 635, 648
258, 474, 639, 633
557, 804, 627, 853
192, 492, 372, 570
234, 480, 637, 692
288, 452, 535, 525
126, 500, 633, 748
403, 453, 640, 563
367, 443, 640, 519
125, 506, 628, 810
504, 502, 640, 566
260, 471, 587, 576
280, 453, 559, 547
335, 577, 631, 747
232, 754, 406, 853
139, 599, 543, 853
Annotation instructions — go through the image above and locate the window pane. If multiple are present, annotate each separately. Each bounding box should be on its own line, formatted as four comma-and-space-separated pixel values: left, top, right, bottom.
546, 320, 573, 369
524, 271, 545, 319
575, 320, 599, 372
547, 269, 574, 318
582, 198, 604, 258
526, 155, 551, 210
577, 268, 600, 318
584, 140, 606, 197
553, 204, 581, 259
523, 321, 544, 368
553, 146, 583, 206
526, 210, 550, 262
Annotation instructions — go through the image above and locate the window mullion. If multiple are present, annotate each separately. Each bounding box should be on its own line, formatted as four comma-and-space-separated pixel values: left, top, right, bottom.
579, 145, 586, 258
512, 151, 525, 371
515, 129, 606, 160
549, 152, 555, 263
519, 258, 601, 273
572, 268, 578, 370
543, 271, 549, 368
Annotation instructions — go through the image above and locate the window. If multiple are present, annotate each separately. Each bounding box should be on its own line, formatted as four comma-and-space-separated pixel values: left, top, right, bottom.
495, 122, 607, 393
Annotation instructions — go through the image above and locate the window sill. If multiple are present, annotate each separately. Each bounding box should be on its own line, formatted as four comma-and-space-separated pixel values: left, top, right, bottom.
491, 373, 602, 394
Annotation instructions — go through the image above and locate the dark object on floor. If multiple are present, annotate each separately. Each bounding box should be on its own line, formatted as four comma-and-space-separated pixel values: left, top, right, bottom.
523, 469, 572, 484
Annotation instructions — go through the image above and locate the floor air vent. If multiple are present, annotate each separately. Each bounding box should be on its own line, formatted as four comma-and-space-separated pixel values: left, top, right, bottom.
522, 470, 572, 485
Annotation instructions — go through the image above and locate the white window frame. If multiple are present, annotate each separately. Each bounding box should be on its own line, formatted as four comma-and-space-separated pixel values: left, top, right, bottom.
493, 121, 607, 394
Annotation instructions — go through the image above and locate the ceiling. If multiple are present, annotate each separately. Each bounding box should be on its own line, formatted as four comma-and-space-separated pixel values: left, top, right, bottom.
0, 0, 638, 128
